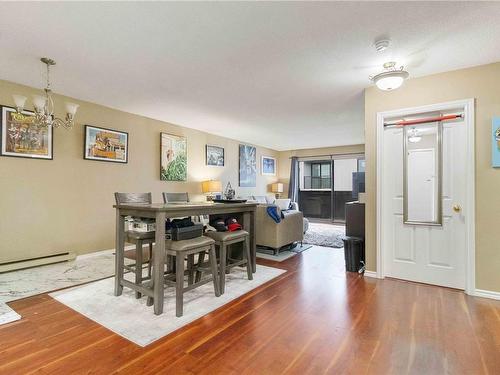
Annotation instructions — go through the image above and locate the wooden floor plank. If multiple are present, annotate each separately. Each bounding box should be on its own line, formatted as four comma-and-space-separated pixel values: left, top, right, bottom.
1, 247, 499, 374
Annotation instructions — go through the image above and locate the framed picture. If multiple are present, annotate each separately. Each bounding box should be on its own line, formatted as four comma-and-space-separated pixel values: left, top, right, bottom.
206, 144, 224, 166
84, 125, 128, 163
161, 133, 187, 181
261, 156, 277, 176
493, 117, 500, 168
239, 144, 257, 187
0, 106, 53, 159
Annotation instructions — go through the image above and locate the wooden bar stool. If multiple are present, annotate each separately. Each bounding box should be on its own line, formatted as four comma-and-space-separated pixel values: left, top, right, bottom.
205, 230, 253, 294
164, 236, 220, 317
114, 192, 154, 299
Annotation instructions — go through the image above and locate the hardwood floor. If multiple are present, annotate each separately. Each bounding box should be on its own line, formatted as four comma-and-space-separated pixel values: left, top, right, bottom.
1, 246, 499, 374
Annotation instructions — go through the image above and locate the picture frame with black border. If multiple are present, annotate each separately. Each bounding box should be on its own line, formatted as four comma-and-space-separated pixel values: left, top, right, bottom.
83, 124, 128, 163
0, 105, 53, 160
205, 144, 224, 166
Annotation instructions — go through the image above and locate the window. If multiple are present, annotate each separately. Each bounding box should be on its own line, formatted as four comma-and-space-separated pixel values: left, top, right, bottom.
303, 161, 331, 189
357, 159, 366, 172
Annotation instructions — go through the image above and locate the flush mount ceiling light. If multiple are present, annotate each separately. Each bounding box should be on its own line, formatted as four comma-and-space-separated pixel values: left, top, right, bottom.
408, 128, 422, 143
12, 57, 79, 129
370, 61, 409, 91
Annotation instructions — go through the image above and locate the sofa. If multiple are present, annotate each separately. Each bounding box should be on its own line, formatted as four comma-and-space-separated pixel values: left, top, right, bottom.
246, 196, 305, 255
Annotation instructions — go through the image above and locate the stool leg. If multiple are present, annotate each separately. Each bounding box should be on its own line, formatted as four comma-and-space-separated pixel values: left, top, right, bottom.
244, 237, 253, 280
187, 254, 195, 286
166, 255, 173, 273
225, 245, 232, 274
135, 240, 143, 299
209, 245, 221, 297
219, 242, 227, 294
147, 242, 153, 279
175, 252, 185, 317
146, 247, 154, 306
195, 251, 206, 283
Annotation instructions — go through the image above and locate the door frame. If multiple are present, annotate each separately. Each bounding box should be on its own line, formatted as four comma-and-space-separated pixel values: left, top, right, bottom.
376, 98, 475, 295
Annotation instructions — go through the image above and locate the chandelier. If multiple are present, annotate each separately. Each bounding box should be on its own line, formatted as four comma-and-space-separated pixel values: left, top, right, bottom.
12, 57, 79, 129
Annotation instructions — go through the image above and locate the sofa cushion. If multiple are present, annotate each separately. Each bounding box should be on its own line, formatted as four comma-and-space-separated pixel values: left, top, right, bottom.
252, 195, 268, 204
252, 195, 275, 204
275, 198, 292, 211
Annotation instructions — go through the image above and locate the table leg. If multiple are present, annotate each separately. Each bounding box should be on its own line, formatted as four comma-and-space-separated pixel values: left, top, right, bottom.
243, 210, 257, 273
114, 210, 125, 296
250, 209, 256, 273
153, 212, 166, 315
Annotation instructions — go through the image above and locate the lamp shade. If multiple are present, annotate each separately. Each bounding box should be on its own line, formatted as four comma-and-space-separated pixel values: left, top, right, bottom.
201, 180, 222, 193
271, 183, 284, 193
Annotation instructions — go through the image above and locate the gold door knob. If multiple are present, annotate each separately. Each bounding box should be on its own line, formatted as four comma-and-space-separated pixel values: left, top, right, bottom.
453, 204, 462, 213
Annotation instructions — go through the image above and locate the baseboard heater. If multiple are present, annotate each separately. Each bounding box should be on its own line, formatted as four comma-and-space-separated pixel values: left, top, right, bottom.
0, 251, 76, 273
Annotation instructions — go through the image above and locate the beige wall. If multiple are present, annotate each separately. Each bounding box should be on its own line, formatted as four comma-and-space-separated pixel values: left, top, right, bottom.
365, 62, 500, 292
0, 79, 279, 263
278, 145, 365, 197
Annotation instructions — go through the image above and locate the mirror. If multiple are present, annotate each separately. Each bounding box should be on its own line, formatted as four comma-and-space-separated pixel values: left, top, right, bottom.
403, 122, 442, 225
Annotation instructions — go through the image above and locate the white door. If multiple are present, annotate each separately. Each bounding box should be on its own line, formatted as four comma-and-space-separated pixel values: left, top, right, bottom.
382, 115, 467, 289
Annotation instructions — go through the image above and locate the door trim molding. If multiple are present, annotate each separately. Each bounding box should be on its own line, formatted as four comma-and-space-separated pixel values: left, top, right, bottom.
376, 98, 476, 295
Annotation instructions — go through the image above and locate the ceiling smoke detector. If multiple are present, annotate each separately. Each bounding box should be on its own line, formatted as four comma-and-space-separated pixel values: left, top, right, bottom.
374, 39, 390, 52
370, 61, 409, 91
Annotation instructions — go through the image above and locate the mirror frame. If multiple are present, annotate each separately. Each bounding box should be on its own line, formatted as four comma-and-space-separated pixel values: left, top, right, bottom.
403, 122, 443, 226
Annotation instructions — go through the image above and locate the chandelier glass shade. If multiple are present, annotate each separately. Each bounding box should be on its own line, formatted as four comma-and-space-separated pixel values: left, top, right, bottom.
370, 62, 409, 91
11, 58, 79, 129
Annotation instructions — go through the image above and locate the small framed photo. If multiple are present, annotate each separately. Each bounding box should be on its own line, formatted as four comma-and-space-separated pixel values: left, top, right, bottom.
261, 156, 277, 176
206, 144, 224, 166
84, 125, 128, 163
1, 105, 53, 160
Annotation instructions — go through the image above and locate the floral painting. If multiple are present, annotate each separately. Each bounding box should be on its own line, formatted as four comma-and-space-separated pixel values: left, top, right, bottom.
161, 133, 187, 181
0, 106, 53, 159
239, 144, 256, 187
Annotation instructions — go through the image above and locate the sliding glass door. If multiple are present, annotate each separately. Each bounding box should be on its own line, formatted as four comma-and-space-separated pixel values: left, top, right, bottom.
298, 155, 365, 223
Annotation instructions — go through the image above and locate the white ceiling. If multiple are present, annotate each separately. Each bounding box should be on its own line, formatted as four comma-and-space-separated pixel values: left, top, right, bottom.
1, 2, 500, 151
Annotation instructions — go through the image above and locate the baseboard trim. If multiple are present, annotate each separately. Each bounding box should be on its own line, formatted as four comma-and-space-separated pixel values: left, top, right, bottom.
363, 271, 379, 279
473, 288, 500, 301
76, 245, 137, 260
0, 252, 76, 273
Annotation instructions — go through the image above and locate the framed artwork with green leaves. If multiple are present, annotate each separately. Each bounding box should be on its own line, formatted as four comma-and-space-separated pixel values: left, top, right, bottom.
160, 132, 187, 181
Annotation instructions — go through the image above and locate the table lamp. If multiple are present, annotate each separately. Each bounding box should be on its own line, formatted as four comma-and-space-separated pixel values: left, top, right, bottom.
271, 182, 284, 199
201, 180, 222, 201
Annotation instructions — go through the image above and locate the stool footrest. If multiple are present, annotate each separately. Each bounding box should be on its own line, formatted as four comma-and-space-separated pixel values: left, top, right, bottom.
227, 258, 248, 267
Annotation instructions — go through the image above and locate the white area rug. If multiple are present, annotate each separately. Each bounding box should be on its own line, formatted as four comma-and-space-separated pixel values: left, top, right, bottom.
50, 265, 285, 347
303, 223, 345, 248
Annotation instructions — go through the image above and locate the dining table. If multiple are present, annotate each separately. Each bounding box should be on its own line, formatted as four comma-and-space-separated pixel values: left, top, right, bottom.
113, 201, 258, 315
